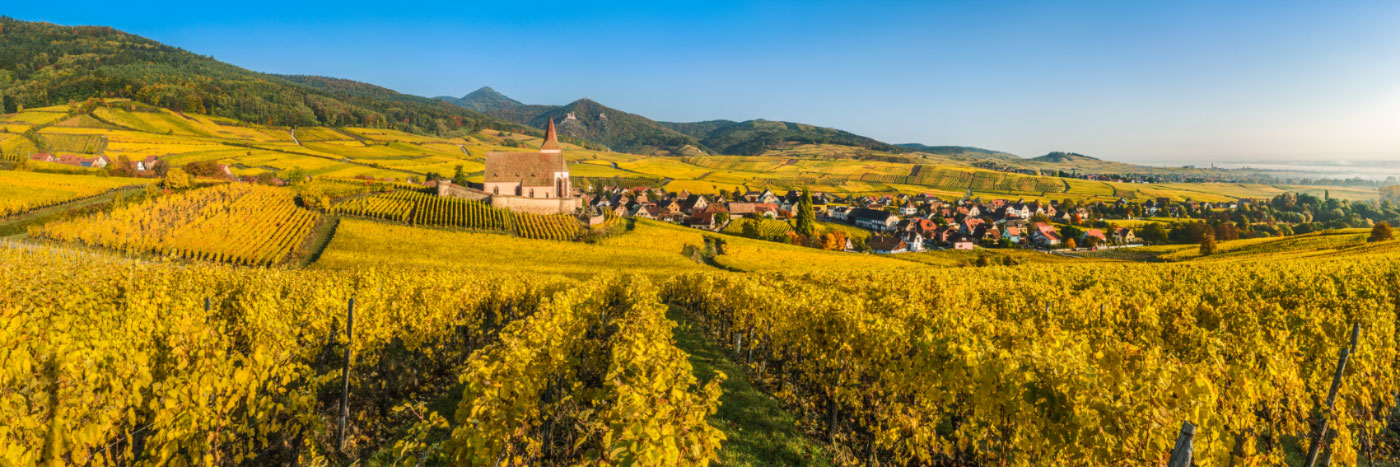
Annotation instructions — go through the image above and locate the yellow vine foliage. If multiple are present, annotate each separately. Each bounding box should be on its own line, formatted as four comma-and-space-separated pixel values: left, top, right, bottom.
330, 190, 579, 240
33, 183, 319, 266
662, 253, 1400, 466
0, 244, 575, 465
447, 276, 725, 466
0, 171, 154, 217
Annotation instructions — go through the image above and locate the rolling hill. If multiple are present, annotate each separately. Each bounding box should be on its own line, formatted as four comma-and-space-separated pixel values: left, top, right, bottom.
528, 99, 708, 156
686, 119, 904, 156
439, 87, 906, 156
1031, 151, 1101, 163
896, 144, 1023, 162
0, 17, 522, 136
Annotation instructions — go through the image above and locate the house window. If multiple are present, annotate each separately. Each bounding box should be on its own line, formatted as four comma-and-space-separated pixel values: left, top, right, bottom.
493, 187, 499, 195
529, 189, 535, 198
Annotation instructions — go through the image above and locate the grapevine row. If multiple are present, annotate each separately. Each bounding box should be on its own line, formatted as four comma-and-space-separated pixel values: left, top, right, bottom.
0, 245, 571, 465
662, 257, 1400, 465
448, 276, 724, 465
331, 190, 580, 240
33, 183, 320, 266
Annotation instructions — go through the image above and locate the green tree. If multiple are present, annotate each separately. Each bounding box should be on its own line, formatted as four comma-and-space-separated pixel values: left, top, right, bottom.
1139, 223, 1168, 244
1200, 233, 1218, 256
741, 218, 760, 239
163, 168, 192, 190
795, 188, 815, 237
453, 164, 469, 186
714, 212, 730, 227
1059, 225, 1084, 243
1370, 222, 1394, 242
285, 167, 310, 186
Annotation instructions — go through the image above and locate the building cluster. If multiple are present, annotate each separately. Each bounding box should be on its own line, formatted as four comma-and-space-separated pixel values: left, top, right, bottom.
28, 152, 163, 172
584, 188, 1161, 253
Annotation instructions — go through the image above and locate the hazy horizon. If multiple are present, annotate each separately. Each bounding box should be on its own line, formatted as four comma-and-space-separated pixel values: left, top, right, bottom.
8, 0, 1399, 163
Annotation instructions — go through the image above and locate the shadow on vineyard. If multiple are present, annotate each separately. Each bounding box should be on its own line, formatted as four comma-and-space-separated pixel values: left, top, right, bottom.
667, 307, 836, 466
295, 216, 342, 268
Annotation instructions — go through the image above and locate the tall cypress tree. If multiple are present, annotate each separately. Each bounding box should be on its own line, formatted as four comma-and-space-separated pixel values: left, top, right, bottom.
796, 187, 815, 237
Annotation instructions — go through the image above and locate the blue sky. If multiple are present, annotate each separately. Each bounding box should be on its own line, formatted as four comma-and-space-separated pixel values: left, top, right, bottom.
9, 1, 1400, 162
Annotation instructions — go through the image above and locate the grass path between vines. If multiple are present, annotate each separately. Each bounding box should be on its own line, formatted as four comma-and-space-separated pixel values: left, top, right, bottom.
668, 307, 834, 466
0, 186, 144, 237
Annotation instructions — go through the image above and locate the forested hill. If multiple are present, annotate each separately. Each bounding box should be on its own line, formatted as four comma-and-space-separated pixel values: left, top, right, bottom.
683, 119, 905, 156
439, 86, 906, 156
896, 144, 1022, 162
530, 99, 709, 156
0, 17, 522, 136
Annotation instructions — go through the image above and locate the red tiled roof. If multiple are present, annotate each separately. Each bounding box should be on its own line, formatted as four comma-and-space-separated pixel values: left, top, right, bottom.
484, 151, 567, 187
539, 119, 561, 152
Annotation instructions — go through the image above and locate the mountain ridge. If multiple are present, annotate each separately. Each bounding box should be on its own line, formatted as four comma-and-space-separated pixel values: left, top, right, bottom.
438, 87, 907, 156
0, 17, 523, 136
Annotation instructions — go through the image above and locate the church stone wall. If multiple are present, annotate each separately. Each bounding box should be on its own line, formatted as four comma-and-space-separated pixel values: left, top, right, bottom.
436, 182, 490, 201
489, 195, 581, 215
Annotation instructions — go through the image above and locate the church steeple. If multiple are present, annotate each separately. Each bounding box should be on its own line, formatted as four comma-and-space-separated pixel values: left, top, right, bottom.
540, 118, 562, 154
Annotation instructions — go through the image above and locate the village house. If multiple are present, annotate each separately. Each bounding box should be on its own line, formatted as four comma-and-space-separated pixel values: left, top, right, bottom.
678, 194, 709, 213
827, 206, 851, 221
896, 218, 937, 236
1082, 229, 1108, 246
976, 225, 1001, 243
1031, 223, 1062, 246
34, 153, 110, 169
729, 202, 779, 218
867, 235, 908, 254
900, 231, 927, 252
1002, 225, 1024, 244
130, 156, 160, 172
1113, 227, 1137, 245
952, 237, 977, 250
850, 208, 900, 231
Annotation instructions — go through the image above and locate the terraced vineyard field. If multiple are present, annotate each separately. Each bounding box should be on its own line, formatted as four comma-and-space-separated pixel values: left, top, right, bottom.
0, 171, 155, 217
331, 190, 577, 240
33, 184, 319, 265
721, 217, 793, 240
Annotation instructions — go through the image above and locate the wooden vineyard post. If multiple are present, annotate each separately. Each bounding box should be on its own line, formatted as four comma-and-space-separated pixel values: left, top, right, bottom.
1167, 421, 1195, 467
1304, 323, 1359, 467
336, 298, 355, 453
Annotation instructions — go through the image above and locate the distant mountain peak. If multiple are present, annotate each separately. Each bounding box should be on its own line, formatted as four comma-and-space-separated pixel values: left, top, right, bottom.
450, 86, 524, 113
1031, 151, 1100, 163
896, 144, 1022, 162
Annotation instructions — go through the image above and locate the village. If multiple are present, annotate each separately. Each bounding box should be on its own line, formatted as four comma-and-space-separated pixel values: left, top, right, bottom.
572, 185, 1231, 254
20, 123, 1244, 257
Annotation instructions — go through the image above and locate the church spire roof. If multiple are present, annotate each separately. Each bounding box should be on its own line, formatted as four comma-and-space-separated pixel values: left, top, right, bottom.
540, 119, 562, 153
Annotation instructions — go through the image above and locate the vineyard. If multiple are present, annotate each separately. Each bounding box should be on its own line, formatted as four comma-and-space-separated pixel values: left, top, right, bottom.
722, 217, 793, 240
662, 254, 1400, 465
0, 171, 154, 218
0, 246, 723, 465
33, 184, 320, 266
331, 190, 577, 240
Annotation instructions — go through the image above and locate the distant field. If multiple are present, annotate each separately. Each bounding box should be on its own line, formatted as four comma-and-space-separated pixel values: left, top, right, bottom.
315, 218, 712, 278
0, 171, 154, 217
1079, 229, 1390, 262
711, 232, 926, 273
0, 102, 1380, 204
892, 248, 1091, 267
